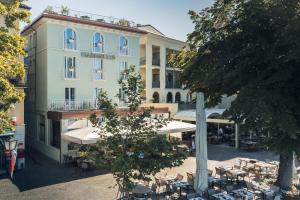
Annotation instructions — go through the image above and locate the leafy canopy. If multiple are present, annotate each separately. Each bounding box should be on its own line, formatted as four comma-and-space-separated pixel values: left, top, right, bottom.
0, 0, 30, 133
171, 0, 300, 155
89, 66, 186, 196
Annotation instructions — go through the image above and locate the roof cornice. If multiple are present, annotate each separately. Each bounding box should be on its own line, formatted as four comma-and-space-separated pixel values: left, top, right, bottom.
21, 12, 147, 35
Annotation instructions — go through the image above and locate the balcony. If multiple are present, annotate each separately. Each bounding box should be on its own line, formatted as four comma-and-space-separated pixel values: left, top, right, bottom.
152, 57, 160, 66
48, 99, 97, 111
152, 80, 160, 88
165, 81, 182, 89
42, 7, 137, 28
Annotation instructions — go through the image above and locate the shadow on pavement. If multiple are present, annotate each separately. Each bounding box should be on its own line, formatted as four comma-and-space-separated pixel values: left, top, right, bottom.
204, 144, 278, 162
10, 149, 108, 192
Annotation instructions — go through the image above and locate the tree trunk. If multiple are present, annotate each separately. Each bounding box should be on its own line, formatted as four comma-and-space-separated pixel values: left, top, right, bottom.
276, 152, 293, 190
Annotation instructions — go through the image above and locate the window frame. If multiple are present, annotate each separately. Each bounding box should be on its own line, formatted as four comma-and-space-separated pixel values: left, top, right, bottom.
119, 61, 128, 80
64, 27, 77, 50
64, 56, 77, 79
93, 58, 104, 80
93, 32, 104, 53
119, 35, 129, 56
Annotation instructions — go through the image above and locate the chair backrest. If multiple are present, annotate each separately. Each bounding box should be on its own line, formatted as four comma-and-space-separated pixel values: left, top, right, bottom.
234, 164, 240, 169
207, 169, 213, 176
186, 193, 196, 199
215, 167, 221, 176
207, 189, 216, 195
274, 195, 281, 200
134, 197, 146, 200
176, 173, 184, 181
271, 185, 280, 193
155, 177, 160, 185
143, 180, 149, 187
151, 183, 157, 192
226, 185, 234, 192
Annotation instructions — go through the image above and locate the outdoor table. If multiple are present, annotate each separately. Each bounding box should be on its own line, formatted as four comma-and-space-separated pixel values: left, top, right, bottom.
208, 176, 221, 187
233, 188, 254, 200
161, 175, 176, 183
132, 184, 153, 197
212, 192, 235, 200
260, 188, 275, 199
227, 169, 247, 181
188, 197, 206, 200
171, 181, 192, 196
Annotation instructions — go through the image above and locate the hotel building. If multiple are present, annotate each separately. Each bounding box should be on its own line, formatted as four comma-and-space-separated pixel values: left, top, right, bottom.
22, 8, 190, 162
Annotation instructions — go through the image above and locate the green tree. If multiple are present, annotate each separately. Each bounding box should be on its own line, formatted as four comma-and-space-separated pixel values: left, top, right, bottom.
0, 0, 30, 134
171, 0, 300, 189
90, 66, 186, 198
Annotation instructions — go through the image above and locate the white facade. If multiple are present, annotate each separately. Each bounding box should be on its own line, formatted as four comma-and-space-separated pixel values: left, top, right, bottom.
138, 25, 191, 106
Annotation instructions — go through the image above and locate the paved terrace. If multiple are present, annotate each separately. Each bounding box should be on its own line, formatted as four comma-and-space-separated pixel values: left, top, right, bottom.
0, 145, 279, 200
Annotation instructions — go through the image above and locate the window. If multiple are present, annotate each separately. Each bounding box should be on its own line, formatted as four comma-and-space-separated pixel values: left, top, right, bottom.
38, 114, 45, 143
64, 28, 76, 50
93, 33, 104, 53
93, 59, 103, 80
119, 36, 128, 55
119, 61, 128, 80
50, 120, 61, 149
119, 88, 126, 101
167, 92, 173, 103
65, 57, 77, 79
175, 92, 181, 103
93, 87, 102, 100
65, 88, 75, 105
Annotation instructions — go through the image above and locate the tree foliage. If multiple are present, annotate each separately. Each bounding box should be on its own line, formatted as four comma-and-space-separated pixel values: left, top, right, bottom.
0, 0, 30, 133
171, 0, 300, 189
90, 66, 186, 197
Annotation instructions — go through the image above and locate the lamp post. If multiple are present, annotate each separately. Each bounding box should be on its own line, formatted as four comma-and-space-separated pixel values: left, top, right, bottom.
4, 140, 17, 154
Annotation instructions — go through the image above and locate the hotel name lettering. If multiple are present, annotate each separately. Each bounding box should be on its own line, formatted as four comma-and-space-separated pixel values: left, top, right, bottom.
81, 52, 116, 60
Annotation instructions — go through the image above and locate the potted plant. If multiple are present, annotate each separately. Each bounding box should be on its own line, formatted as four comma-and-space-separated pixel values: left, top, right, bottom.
60, 6, 69, 16
118, 18, 129, 26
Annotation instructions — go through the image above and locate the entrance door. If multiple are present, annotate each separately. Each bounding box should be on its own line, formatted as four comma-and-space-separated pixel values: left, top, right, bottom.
65, 88, 75, 109
51, 120, 61, 148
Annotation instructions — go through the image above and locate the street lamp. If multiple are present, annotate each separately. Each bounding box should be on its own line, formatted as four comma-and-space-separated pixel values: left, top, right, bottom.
4, 140, 18, 153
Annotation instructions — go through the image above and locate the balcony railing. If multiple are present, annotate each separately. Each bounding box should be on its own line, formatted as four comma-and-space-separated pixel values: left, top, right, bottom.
165, 81, 182, 89
48, 99, 129, 111
43, 7, 137, 28
152, 58, 160, 66
152, 80, 160, 88
48, 99, 98, 111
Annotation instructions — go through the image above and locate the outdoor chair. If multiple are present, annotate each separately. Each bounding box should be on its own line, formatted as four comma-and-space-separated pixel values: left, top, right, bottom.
225, 185, 234, 195
206, 189, 217, 200
143, 180, 150, 187
207, 169, 213, 177
186, 192, 202, 199
215, 167, 226, 178
246, 182, 263, 199
175, 173, 184, 181
150, 183, 157, 199
155, 177, 166, 193
225, 171, 235, 183
186, 172, 194, 186
234, 164, 241, 169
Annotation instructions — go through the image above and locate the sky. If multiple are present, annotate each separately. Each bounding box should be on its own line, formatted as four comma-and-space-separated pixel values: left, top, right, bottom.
25, 0, 213, 41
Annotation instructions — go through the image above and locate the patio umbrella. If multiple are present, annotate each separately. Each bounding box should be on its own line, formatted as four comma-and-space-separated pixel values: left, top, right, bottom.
194, 92, 208, 192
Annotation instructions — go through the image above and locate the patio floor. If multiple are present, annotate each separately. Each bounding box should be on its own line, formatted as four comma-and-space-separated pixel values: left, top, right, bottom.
0, 145, 279, 200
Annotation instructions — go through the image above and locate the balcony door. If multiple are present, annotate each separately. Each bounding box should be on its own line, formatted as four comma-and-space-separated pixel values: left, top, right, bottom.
65, 88, 75, 108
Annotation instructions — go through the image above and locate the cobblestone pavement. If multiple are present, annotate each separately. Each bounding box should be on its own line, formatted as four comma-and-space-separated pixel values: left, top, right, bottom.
0, 145, 279, 200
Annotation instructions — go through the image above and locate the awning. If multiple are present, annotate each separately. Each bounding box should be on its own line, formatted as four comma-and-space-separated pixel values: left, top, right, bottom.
63, 120, 196, 144
62, 127, 100, 144
158, 120, 196, 134
173, 108, 233, 124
